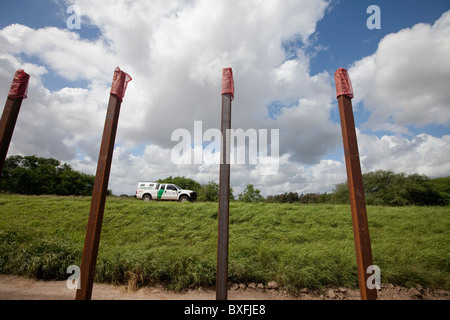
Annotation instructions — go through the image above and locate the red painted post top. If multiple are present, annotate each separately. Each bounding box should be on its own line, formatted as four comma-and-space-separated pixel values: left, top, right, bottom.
221, 67, 234, 100
8, 69, 30, 99
110, 67, 132, 102
334, 68, 353, 99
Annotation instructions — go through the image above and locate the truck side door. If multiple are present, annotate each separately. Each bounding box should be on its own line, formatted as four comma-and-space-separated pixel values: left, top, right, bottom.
163, 184, 178, 200
157, 184, 166, 200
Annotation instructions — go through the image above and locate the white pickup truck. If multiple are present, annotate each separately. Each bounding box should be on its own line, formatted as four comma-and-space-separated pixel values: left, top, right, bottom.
135, 182, 197, 202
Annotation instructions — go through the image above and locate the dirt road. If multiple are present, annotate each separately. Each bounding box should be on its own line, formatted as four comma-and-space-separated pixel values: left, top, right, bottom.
0, 275, 448, 300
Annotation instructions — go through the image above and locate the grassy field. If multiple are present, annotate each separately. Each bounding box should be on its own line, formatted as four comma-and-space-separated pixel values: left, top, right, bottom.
0, 194, 448, 292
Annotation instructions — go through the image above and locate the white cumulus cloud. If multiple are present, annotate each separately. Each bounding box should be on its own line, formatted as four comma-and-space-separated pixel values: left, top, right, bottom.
1, 1, 449, 196
350, 10, 450, 132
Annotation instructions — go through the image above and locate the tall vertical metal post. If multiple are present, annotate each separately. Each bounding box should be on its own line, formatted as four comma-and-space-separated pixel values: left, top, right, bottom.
216, 68, 234, 300
334, 68, 377, 300
76, 67, 131, 300
0, 69, 30, 174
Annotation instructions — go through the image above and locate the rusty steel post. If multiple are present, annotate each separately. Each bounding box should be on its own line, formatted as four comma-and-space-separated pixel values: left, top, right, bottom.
0, 70, 30, 174
335, 68, 377, 300
216, 68, 234, 300
76, 68, 131, 300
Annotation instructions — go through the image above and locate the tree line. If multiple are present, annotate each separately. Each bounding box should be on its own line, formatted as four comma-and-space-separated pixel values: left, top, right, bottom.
268, 171, 450, 206
0, 155, 96, 196
330, 170, 450, 206
1, 156, 449, 206
158, 172, 450, 206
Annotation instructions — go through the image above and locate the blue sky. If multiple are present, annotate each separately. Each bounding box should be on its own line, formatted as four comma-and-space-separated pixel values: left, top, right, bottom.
312, 0, 450, 141
2, 1, 449, 93
311, 0, 450, 75
0, 0, 99, 90
0, 0, 100, 39
280, 0, 450, 165
1, 1, 449, 195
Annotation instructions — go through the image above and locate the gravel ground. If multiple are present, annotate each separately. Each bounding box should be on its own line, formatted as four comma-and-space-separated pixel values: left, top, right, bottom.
0, 275, 449, 300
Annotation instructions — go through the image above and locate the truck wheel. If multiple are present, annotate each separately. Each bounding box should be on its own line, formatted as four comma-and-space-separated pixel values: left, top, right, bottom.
179, 195, 189, 203
142, 194, 152, 201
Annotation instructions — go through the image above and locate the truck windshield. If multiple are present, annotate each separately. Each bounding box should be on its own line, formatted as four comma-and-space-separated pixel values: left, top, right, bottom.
174, 185, 182, 190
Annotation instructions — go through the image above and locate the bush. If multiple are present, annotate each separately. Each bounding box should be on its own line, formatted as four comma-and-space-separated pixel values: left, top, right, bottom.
265, 171, 449, 206
197, 181, 219, 202
238, 184, 264, 202
0, 155, 94, 196
330, 170, 449, 206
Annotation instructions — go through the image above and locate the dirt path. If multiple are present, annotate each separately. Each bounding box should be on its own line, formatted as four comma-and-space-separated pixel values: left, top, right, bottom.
0, 275, 449, 300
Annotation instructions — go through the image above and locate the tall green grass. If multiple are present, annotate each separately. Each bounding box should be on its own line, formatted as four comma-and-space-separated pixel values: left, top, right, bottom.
0, 194, 448, 292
